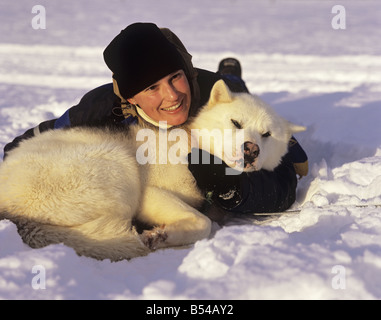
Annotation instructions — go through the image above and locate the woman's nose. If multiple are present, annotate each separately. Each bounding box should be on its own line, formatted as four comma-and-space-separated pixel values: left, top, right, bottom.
162, 83, 179, 101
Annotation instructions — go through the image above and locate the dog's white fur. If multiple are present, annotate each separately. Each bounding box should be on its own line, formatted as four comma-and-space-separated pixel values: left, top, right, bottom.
0, 80, 305, 261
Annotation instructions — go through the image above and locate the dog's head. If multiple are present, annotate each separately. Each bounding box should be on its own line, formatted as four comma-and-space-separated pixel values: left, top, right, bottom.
190, 80, 306, 172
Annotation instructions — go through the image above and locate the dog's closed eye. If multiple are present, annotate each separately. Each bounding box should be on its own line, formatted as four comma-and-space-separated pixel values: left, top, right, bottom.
262, 131, 271, 138
231, 119, 242, 129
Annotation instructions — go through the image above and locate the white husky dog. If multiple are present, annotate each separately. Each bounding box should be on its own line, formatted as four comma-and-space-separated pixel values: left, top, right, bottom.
0, 80, 305, 261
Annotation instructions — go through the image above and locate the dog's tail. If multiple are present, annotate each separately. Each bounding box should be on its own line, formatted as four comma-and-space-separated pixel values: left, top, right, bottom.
14, 218, 151, 262
0, 205, 151, 261
63, 225, 151, 261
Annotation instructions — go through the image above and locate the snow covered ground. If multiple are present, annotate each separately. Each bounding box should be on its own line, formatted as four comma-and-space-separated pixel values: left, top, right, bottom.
1, 0, 381, 300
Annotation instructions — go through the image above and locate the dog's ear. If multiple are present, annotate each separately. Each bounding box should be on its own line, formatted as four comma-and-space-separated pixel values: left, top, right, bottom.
287, 121, 307, 133
208, 80, 233, 106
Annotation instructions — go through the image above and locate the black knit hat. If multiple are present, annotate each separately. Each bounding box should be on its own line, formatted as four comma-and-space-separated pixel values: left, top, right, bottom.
103, 23, 185, 98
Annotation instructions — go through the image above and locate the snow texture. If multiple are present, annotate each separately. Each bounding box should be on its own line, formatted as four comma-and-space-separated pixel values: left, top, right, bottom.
0, 0, 381, 300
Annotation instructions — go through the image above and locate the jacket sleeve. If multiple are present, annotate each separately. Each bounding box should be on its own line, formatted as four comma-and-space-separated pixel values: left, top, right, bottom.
218, 153, 298, 213
188, 149, 298, 214
3, 119, 56, 158
3, 84, 118, 159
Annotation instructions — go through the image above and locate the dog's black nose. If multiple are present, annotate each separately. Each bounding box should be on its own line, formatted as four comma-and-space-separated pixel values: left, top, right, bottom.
243, 141, 260, 168
244, 141, 260, 159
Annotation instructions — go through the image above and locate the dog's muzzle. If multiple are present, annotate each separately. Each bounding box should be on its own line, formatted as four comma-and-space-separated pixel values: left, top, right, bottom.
244, 141, 260, 169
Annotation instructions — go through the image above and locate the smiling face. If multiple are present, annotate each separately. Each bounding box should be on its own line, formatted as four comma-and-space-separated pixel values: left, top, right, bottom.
127, 70, 191, 126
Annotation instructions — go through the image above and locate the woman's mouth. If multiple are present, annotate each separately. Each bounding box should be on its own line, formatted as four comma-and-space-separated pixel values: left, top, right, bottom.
161, 101, 182, 112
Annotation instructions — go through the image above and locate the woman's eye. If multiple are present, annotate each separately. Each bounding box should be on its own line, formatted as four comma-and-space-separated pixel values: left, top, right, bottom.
146, 85, 158, 92
171, 72, 182, 81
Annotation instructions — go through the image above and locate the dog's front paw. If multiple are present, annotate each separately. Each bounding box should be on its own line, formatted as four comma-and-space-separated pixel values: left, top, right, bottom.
140, 225, 168, 250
